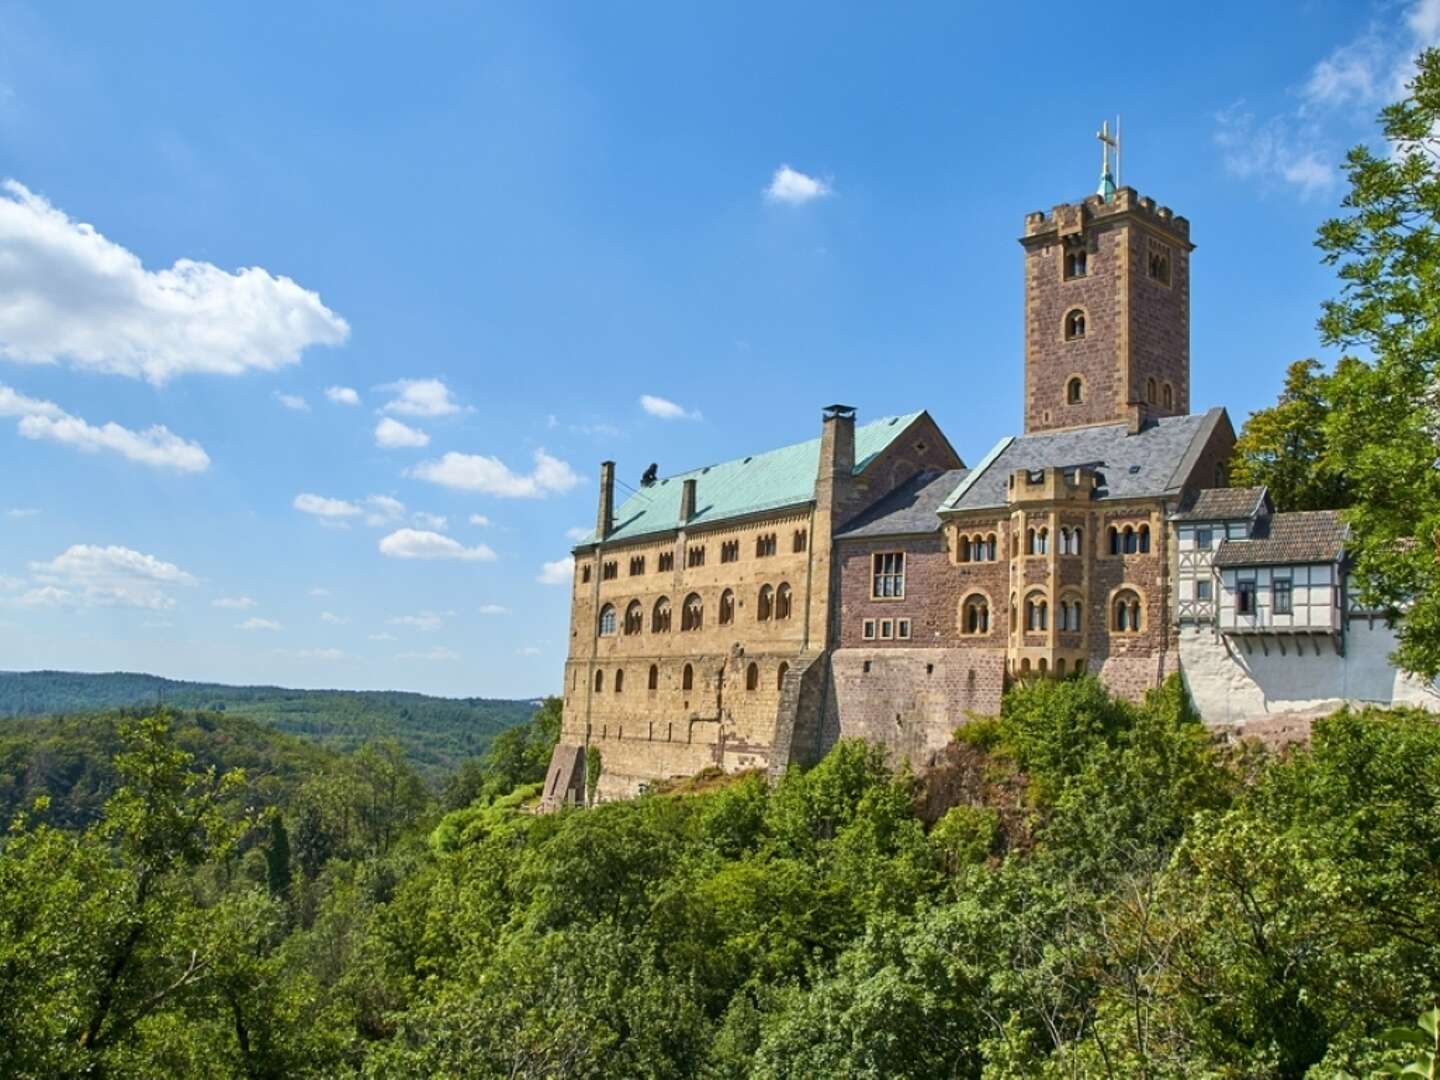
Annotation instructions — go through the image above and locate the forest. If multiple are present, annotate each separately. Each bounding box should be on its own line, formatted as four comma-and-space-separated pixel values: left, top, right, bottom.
0, 670, 536, 780
2, 677, 1439, 1078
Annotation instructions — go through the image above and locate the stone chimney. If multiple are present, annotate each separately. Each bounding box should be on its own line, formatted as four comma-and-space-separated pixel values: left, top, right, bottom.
816, 404, 857, 514
596, 461, 615, 539
679, 477, 697, 524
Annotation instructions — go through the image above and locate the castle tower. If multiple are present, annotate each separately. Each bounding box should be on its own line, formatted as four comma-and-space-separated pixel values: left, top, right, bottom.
1019, 175, 1193, 434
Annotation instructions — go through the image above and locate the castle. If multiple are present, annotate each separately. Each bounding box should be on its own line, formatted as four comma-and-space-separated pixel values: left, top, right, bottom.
542, 168, 1440, 806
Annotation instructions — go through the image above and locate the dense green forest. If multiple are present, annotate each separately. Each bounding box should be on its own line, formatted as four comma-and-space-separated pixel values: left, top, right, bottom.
0, 670, 537, 779
2, 677, 1437, 1077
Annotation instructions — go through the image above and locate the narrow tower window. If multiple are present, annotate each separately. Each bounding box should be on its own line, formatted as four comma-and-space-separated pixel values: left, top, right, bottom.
1064, 309, 1086, 340
1067, 377, 1083, 404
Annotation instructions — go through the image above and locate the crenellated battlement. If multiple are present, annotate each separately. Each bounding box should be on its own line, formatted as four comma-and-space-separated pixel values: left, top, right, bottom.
1023, 186, 1191, 246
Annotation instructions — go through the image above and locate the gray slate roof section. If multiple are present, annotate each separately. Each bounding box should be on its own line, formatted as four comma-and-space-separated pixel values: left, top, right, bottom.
1214, 510, 1350, 567
940, 408, 1224, 513
836, 468, 969, 538
1173, 486, 1270, 521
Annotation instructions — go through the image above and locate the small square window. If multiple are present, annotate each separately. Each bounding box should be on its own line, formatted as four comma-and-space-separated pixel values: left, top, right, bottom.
1196, 580, 1212, 601
896, 619, 911, 640
862, 619, 876, 640
879, 619, 893, 640
1195, 528, 1213, 549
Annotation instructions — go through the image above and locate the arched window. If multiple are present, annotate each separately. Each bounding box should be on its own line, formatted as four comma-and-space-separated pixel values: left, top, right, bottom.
986, 534, 998, 561
594, 669, 604, 692
681, 593, 703, 631
1037, 527, 1049, 555
958, 533, 971, 563
652, 596, 672, 633
963, 595, 990, 635
757, 584, 773, 621
1058, 527, 1070, 555
598, 604, 617, 636
1108, 526, 1120, 556
1072, 527, 1082, 556
682, 663, 694, 691
1162, 382, 1174, 409
1123, 526, 1138, 555
1138, 524, 1151, 554
777, 662, 789, 690
1147, 377, 1157, 404
719, 589, 735, 626
775, 583, 792, 620
1058, 596, 1084, 632
1067, 377, 1083, 404
648, 664, 658, 691
614, 669, 624, 693
1064, 309, 1086, 340
624, 600, 643, 635
746, 662, 759, 691
1113, 589, 1143, 633
1026, 592, 1048, 632
1026, 527, 1037, 555
1038, 658, 1048, 675
1056, 658, 1067, 677
1072, 600, 1084, 631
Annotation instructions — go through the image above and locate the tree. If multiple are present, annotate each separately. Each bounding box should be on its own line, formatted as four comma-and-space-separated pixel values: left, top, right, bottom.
265, 813, 292, 898
1313, 47, 1440, 678
1231, 357, 1355, 511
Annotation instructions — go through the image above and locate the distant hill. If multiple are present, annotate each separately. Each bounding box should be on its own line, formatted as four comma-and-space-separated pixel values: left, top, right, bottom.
0, 670, 540, 781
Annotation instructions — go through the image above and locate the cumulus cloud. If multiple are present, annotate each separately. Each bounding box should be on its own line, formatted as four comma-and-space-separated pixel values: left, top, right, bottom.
469, 514, 491, 527
378, 528, 496, 561
412, 512, 447, 530
325, 385, 360, 406
478, 603, 510, 615
368, 632, 396, 641
295, 647, 344, 660
388, 611, 447, 632
25, 543, 197, 609
363, 495, 405, 526
515, 646, 542, 656
275, 392, 309, 412
309, 586, 331, 597
396, 646, 460, 661
537, 556, 574, 585
2, 382, 209, 473
0, 180, 349, 384
640, 394, 702, 421
319, 611, 347, 624
6, 508, 38, 518
213, 596, 257, 610
374, 416, 429, 449
293, 492, 361, 520
765, 165, 832, 205
379, 378, 463, 417
238, 617, 282, 632
410, 448, 580, 498
565, 526, 591, 542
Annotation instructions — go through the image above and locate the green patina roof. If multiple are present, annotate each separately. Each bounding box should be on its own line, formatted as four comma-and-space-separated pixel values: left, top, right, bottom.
577, 411, 925, 547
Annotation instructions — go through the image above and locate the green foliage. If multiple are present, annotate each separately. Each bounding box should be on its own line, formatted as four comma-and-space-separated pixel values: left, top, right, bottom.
0, 669, 537, 780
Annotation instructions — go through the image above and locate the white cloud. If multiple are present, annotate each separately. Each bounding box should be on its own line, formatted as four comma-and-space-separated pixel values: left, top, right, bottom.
388, 611, 448, 632
325, 385, 360, 406
6, 507, 38, 518
26, 543, 197, 609
363, 494, 406, 526
238, 617, 282, 632
3, 382, 209, 473
0, 575, 22, 591
379, 378, 463, 417
640, 394, 702, 421
410, 447, 580, 498
0, 180, 349, 384
374, 416, 430, 449
213, 596, 257, 610
296, 647, 344, 660
396, 646, 460, 661
413, 511, 447, 530
478, 603, 510, 615
537, 556, 574, 586
469, 514, 491, 527
1215, 1, 1440, 198
320, 611, 347, 624
293, 492, 361, 520
378, 528, 496, 561
309, 586, 331, 597
765, 165, 832, 205
368, 632, 396, 641
275, 392, 310, 412
565, 526, 591, 541
515, 646, 542, 656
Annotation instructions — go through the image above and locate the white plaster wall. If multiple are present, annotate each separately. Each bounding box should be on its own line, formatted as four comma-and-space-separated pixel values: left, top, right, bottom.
1180, 621, 1440, 727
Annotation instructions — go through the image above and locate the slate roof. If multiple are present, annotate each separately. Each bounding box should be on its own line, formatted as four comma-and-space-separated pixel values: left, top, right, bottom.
1173, 485, 1270, 521
938, 408, 1226, 514
1214, 510, 1349, 567
575, 412, 929, 547
836, 468, 969, 538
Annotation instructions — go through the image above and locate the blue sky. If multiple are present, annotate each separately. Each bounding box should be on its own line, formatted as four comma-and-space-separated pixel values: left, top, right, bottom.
0, 1, 1426, 697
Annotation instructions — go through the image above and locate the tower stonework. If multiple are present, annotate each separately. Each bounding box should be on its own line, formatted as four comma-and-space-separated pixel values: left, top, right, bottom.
1020, 187, 1192, 434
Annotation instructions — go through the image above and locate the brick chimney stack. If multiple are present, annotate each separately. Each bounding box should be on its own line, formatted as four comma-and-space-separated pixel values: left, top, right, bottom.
679, 477, 697, 524
816, 404, 857, 517
596, 461, 615, 539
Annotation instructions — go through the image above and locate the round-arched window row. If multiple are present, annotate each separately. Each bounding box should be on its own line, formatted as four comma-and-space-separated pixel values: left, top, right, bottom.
1106, 523, 1151, 556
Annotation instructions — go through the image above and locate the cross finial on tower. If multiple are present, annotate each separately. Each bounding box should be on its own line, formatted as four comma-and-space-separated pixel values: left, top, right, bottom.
1096, 117, 1120, 201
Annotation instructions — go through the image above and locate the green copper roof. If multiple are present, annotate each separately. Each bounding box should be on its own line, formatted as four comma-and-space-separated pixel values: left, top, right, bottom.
577, 411, 926, 547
